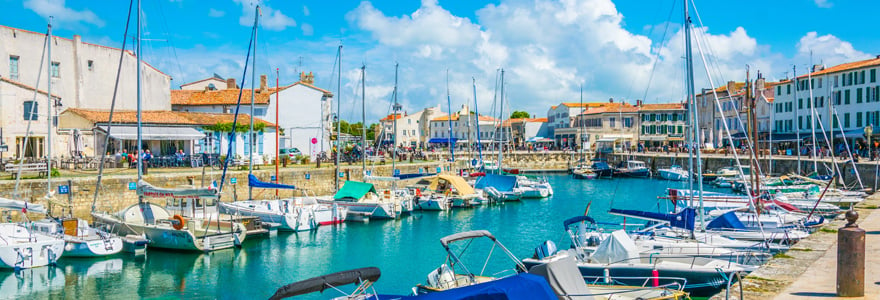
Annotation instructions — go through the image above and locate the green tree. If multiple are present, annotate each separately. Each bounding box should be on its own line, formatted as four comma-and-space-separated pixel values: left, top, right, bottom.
510, 111, 531, 119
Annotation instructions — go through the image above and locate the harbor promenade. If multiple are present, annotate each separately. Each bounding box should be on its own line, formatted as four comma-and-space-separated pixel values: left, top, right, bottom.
713, 192, 880, 299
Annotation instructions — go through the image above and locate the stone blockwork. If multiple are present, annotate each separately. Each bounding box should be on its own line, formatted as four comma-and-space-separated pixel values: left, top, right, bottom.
1, 162, 445, 221
427, 151, 577, 170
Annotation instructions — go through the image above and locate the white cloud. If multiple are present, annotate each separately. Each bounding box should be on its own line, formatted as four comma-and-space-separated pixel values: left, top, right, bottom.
23, 0, 105, 27
234, 0, 296, 31
814, 0, 832, 8
796, 32, 871, 67
303, 5, 310, 17
208, 8, 226, 18
301, 23, 314, 36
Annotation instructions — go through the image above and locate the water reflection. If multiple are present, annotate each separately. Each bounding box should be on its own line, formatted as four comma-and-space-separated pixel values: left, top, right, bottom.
0, 266, 65, 298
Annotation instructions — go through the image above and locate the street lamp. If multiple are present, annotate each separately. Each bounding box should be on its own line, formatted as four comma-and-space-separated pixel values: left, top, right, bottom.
866, 125, 873, 161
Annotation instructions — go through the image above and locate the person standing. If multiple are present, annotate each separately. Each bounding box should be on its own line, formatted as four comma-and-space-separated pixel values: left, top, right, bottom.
142, 149, 152, 175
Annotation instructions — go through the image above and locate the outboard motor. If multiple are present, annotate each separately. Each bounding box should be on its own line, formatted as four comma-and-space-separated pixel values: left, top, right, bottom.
533, 240, 557, 259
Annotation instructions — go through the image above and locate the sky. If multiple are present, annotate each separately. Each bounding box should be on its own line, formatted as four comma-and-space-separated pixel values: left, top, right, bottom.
3, 0, 878, 122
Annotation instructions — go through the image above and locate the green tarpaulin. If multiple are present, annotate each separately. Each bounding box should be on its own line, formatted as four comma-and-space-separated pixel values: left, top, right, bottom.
334, 181, 378, 201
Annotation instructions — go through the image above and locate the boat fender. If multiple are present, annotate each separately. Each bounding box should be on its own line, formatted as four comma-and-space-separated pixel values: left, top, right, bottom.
172, 215, 186, 230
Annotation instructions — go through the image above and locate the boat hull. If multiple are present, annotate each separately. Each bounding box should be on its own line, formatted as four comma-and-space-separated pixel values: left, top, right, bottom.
92, 212, 245, 252
62, 237, 124, 257
316, 199, 396, 220
658, 169, 690, 181
218, 201, 317, 232
0, 224, 64, 269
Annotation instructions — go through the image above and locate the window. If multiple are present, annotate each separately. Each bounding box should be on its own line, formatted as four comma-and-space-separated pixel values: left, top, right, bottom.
872, 69, 877, 83
818, 78, 823, 88
9, 55, 19, 80
857, 112, 863, 127
806, 116, 812, 129
844, 113, 850, 128
798, 116, 803, 130
50, 62, 60, 78
609, 117, 616, 128
258, 132, 264, 155
23, 101, 38, 120
777, 86, 781, 95
87, 60, 94, 71
834, 75, 839, 88
798, 98, 803, 109
254, 108, 266, 116
845, 90, 851, 104
787, 84, 791, 94
860, 71, 866, 84
857, 88, 863, 103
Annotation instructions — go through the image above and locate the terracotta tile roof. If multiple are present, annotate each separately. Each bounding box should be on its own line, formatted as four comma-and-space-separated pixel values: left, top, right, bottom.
579, 106, 639, 115
63, 108, 276, 128
431, 113, 496, 122
0, 77, 61, 99
501, 118, 528, 126
799, 56, 880, 78
550, 105, 558, 110
714, 82, 746, 93
380, 113, 402, 121
529, 117, 548, 122
171, 81, 334, 106
638, 103, 685, 111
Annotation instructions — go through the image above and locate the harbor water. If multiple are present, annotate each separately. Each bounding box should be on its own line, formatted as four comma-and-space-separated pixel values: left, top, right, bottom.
3, 175, 722, 299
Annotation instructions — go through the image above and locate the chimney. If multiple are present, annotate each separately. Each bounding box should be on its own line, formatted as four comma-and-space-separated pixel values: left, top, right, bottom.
636, 99, 643, 107
756, 78, 765, 91
299, 71, 306, 82
260, 75, 268, 93
226, 78, 237, 89
608, 97, 614, 103
727, 81, 736, 93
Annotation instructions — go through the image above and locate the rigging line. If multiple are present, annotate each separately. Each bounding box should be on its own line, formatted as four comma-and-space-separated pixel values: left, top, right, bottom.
638, 0, 677, 103
154, 0, 186, 85
13, 29, 49, 199
689, 5, 728, 90
218, 9, 258, 195
92, 0, 135, 212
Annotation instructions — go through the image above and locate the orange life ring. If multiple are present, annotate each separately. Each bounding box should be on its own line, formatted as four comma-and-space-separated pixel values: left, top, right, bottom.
172, 215, 186, 230
415, 188, 422, 197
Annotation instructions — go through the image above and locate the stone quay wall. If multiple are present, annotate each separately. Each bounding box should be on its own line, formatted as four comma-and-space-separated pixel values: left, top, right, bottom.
1, 162, 445, 220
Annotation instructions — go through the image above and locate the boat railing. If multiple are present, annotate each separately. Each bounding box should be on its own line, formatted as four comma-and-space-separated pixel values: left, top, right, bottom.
582, 275, 687, 291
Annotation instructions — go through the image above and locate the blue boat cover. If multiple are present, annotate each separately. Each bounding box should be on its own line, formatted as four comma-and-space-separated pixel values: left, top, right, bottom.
248, 174, 296, 190
706, 211, 746, 230
387, 273, 556, 300
427, 138, 458, 144
608, 207, 696, 231
562, 216, 596, 228
397, 173, 432, 180
474, 174, 517, 192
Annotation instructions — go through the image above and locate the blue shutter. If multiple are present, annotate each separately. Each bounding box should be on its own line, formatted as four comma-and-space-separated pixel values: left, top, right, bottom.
258, 132, 264, 155
243, 133, 250, 155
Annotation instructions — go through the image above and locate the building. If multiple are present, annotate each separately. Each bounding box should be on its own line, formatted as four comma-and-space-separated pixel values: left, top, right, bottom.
58, 108, 274, 159
569, 104, 638, 152
637, 102, 687, 148
505, 117, 550, 148
696, 78, 778, 148
552, 100, 631, 147
377, 105, 441, 148
428, 105, 505, 147
772, 57, 880, 153
172, 72, 333, 159
546, 102, 606, 138
0, 24, 170, 158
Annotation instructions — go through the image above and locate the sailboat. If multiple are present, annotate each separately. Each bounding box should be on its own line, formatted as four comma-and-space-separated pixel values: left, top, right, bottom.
27, 20, 125, 258
92, 2, 248, 252
0, 21, 65, 269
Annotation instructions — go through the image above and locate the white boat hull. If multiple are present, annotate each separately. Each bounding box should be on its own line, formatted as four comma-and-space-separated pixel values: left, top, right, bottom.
0, 223, 64, 269
63, 237, 124, 257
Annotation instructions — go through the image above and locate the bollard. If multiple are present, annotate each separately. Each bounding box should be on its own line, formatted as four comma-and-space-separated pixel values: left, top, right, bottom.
837, 210, 865, 297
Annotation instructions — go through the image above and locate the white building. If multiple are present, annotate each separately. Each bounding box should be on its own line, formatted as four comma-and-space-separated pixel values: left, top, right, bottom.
772, 57, 880, 150
172, 72, 332, 160
377, 105, 441, 148
428, 105, 506, 147
0, 24, 170, 158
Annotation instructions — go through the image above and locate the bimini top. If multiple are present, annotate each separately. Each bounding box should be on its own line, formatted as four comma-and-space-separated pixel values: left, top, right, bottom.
706, 211, 746, 230
428, 174, 476, 195
248, 174, 295, 190
269, 267, 381, 300
333, 181, 378, 201
474, 173, 517, 192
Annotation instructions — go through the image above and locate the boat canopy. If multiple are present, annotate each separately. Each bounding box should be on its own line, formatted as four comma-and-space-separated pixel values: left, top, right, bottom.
608, 207, 696, 231
428, 137, 458, 144
137, 180, 218, 198
474, 173, 517, 192
562, 216, 596, 229
398, 273, 557, 300
440, 230, 496, 248
706, 211, 746, 230
333, 181, 377, 201
269, 267, 381, 300
0, 197, 47, 214
527, 253, 595, 299
248, 174, 296, 190
428, 174, 476, 195
590, 230, 639, 264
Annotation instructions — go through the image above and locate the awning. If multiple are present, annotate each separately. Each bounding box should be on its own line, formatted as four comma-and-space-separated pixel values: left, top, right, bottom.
526, 137, 554, 143
98, 126, 205, 141
428, 137, 458, 144
640, 136, 665, 141
596, 138, 620, 142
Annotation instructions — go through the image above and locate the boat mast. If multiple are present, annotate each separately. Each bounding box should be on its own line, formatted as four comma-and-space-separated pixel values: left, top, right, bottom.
335, 45, 342, 190
46, 18, 53, 199
361, 64, 366, 173
793, 65, 801, 175
275, 68, 279, 197
808, 54, 818, 175
249, 7, 259, 200
136, 0, 143, 203
580, 84, 584, 163
497, 69, 505, 174
683, 0, 704, 227
446, 69, 455, 167
392, 63, 399, 177
473, 77, 484, 167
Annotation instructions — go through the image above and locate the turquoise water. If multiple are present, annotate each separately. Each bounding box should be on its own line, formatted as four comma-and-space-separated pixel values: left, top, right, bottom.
3, 176, 712, 299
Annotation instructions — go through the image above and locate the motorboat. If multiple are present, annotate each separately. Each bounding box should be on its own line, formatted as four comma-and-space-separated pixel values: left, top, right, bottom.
415, 174, 483, 210
589, 159, 614, 178
0, 198, 65, 269
614, 160, 651, 178
523, 229, 753, 297
316, 181, 403, 220
657, 165, 690, 181
572, 168, 598, 179
517, 176, 553, 198
92, 180, 247, 252
31, 218, 124, 258
474, 173, 522, 202
219, 175, 346, 231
